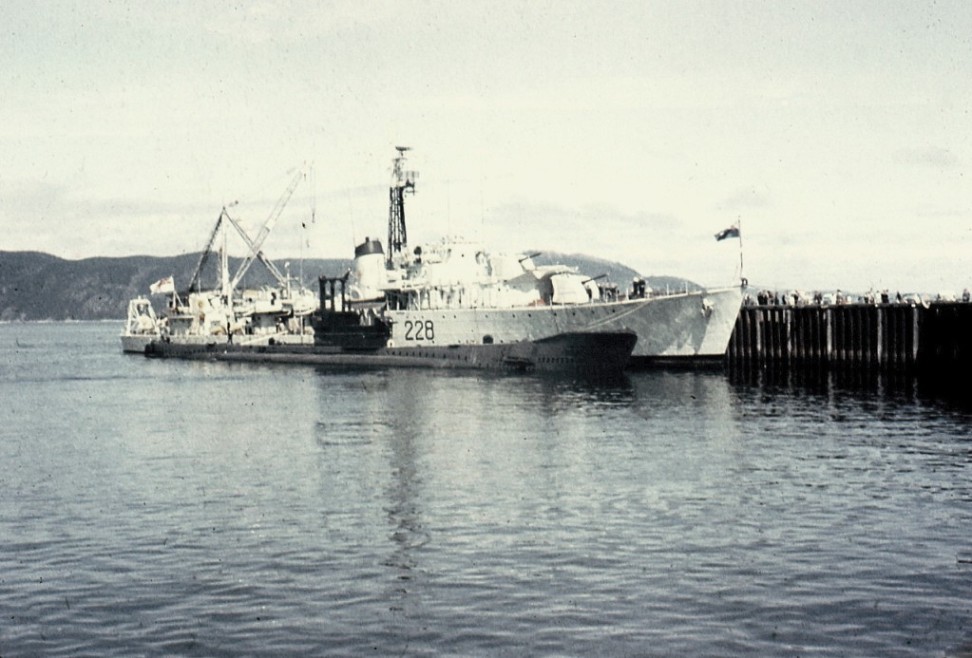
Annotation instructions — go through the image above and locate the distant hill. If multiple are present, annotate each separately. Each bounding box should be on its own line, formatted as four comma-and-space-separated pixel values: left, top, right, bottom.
0, 250, 697, 321
0, 251, 352, 322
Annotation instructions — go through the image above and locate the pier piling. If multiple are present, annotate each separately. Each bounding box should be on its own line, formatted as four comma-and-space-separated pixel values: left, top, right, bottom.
727, 301, 971, 373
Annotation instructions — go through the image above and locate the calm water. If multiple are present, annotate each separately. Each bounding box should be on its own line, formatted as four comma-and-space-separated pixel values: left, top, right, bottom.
1, 322, 971, 657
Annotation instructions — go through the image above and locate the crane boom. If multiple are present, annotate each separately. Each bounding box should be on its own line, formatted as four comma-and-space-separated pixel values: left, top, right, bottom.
230, 167, 305, 290
186, 209, 227, 293
223, 211, 288, 286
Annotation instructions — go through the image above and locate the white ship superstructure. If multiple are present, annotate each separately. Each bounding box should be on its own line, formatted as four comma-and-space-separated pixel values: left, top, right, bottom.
120, 297, 163, 353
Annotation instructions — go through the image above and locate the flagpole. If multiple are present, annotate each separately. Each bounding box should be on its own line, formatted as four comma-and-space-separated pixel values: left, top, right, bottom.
737, 216, 745, 287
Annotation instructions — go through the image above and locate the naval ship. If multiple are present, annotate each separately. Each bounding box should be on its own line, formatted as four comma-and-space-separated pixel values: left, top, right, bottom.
343, 148, 742, 368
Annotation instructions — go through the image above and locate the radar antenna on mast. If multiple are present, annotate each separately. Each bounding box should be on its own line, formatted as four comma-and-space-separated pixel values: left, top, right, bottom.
388, 147, 418, 266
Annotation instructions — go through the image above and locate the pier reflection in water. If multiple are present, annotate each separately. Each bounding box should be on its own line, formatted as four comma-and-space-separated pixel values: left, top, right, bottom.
728, 357, 972, 411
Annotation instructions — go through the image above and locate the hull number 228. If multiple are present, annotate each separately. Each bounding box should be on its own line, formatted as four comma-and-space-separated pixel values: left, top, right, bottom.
404, 320, 435, 341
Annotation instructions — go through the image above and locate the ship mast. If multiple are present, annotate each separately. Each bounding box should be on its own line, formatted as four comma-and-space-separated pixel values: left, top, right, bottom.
387, 146, 418, 267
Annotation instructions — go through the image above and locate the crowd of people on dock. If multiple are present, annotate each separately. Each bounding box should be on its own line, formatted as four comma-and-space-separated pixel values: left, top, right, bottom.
744, 288, 972, 307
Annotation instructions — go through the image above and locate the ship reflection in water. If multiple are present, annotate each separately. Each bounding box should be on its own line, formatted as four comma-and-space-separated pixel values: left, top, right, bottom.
308, 364, 972, 656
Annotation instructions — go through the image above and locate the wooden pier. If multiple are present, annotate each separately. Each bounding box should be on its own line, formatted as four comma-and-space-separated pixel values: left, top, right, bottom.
726, 302, 972, 372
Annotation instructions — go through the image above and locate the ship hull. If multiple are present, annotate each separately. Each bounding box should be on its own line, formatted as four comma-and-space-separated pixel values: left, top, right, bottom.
123, 331, 316, 353
382, 286, 742, 363
143, 331, 636, 376
120, 334, 156, 354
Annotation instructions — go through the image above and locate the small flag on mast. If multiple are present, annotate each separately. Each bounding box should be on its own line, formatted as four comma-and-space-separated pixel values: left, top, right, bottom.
714, 225, 741, 241
149, 276, 175, 295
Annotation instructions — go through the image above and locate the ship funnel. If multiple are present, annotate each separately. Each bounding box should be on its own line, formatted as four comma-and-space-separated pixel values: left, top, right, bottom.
349, 237, 387, 302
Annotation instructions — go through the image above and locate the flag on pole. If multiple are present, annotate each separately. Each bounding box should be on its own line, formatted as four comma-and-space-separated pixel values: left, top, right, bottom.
714, 225, 741, 241
149, 275, 175, 295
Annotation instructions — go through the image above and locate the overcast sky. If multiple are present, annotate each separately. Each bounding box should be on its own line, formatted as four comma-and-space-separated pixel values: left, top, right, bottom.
3, 1, 971, 292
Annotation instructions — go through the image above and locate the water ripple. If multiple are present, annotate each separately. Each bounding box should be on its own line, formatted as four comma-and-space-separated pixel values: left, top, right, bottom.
1, 323, 971, 656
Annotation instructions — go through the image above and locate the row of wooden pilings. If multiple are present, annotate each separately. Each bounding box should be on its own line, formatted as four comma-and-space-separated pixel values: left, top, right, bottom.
726, 302, 972, 372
